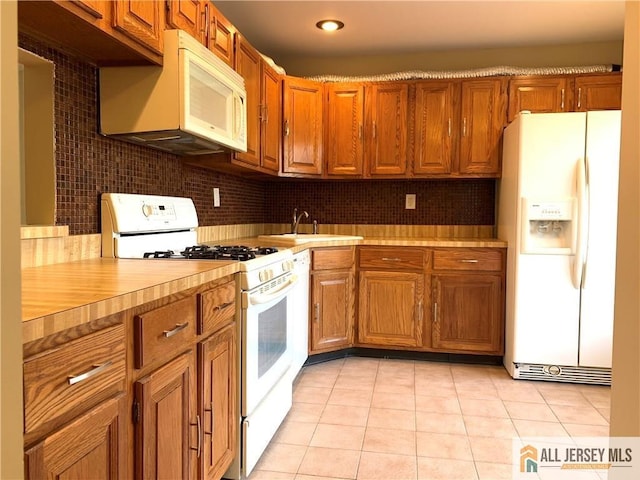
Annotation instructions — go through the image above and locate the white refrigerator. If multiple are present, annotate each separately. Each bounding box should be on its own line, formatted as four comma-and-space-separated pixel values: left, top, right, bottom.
498, 110, 621, 385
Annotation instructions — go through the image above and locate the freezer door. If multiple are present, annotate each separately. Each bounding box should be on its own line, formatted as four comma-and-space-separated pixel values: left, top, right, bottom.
578, 110, 621, 368
512, 255, 580, 366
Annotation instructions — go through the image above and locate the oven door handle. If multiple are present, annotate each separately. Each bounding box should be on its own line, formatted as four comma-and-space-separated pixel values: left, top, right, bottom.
248, 274, 299, 305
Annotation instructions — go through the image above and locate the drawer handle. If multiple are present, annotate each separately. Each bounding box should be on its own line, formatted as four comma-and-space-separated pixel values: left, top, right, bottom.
215, 301, 234, 311
460, 259, 479, 263
67, 361, 112, 386
433, 302, 438, 323
381, 257, 402, 262
163, 322, 189, 338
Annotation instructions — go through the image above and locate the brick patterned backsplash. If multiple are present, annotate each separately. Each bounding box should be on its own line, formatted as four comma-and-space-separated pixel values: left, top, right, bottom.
264, 179, 495, 225
19, 34, 495, 236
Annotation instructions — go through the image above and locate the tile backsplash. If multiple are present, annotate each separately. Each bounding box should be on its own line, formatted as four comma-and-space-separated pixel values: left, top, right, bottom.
19, 34, 495, 236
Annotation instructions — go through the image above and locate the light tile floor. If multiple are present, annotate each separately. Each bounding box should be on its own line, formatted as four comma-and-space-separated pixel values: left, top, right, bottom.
248, 357, 611, 480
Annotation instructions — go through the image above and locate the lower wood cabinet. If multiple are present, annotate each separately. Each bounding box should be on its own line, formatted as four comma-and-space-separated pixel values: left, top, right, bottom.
310, 248, 355, 353
198, 323, 237, 480
134, 350, 197, 480
431, 273, 503, 354
24, 394, 127, 479
23, 276, 238, 480
358, 270, 424, 347
430, 248, 505, 355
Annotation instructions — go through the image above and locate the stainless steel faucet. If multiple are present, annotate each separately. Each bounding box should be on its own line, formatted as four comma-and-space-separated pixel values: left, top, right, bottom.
291, 208, 309, 234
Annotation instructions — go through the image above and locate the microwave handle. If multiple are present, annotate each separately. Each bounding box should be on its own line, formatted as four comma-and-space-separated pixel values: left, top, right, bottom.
233, 93, 242, 140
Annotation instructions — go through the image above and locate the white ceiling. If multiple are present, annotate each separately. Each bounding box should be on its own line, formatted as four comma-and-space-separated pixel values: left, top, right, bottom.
214, 1, 625, 59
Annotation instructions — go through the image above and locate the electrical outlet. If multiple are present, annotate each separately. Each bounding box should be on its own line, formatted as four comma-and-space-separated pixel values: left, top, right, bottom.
405, 194, 416, 210
213, 188, 220, 207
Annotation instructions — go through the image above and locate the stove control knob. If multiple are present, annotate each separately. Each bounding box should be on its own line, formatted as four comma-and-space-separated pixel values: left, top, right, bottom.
142, 204, 154, 217
259, 271, 266, 282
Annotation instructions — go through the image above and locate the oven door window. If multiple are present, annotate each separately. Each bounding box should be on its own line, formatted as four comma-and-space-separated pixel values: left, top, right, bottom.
258, 297, 287, 378
243, 287, 293, 416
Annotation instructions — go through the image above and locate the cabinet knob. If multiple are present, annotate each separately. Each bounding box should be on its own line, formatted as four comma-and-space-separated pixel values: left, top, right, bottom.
433, 302, 439, 323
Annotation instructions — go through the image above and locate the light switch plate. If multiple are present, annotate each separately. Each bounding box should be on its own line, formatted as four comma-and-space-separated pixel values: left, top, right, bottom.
213, 188, 220, 207
405, 194, 416, 210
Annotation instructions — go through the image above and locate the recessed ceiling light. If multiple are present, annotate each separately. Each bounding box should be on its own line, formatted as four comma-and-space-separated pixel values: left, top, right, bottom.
316, 20, 344, 32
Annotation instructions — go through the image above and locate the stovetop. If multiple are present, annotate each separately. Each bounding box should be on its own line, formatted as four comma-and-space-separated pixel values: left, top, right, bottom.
143, 245, 280, 262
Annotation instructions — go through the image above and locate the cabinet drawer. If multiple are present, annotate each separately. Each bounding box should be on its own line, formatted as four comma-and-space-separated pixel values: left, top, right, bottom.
23, 324, 126, 435
433, 248, 503, 272
312, 247, 354, 270
198, 279, 236, 336
359, 247, 426, 270
134, 296, 197, 368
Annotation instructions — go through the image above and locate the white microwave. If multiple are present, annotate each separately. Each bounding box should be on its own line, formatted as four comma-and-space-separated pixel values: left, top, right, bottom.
99, 30, 247, 155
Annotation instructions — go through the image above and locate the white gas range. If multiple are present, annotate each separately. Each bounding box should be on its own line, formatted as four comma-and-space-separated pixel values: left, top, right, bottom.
101, 193, 308, 479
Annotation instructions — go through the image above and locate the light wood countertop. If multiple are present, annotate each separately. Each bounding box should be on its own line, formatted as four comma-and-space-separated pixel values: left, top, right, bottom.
22, 258, 238, 344
21, 237, 507, 344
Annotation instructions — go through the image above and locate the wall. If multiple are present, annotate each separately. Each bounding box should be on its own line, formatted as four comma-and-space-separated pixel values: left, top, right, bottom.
1, 2, 24, 478
610, 1, 640, 440
278, 41, 624, 77
19, 34, 266, 235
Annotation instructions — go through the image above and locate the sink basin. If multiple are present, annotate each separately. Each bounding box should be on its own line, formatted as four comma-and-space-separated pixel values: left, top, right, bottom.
257, 233, 363, 245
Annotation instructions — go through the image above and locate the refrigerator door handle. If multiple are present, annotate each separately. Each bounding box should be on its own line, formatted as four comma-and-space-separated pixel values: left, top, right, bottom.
572, 157, 588, 289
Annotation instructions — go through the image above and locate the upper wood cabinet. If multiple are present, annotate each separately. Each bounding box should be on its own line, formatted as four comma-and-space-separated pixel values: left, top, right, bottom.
458, 78, 507, 175
166, 0, 205, 43
282, 77, 324, 175
413, 78, 506, 177
166, 0, 235, 66
366, 82, 410, 176
18, 0, 165, 65
413, 81, 456, 175
508, 72, 622, 121
325, 83, 365, 176
508, 76, 572, 121
205, 1, 236, 67
112, 0, 164, 55
574, 73, 622, 112
232, 35, 281, 174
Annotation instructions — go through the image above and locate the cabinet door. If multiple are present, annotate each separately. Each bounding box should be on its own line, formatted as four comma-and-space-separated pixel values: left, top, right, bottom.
199, 323, 237, 480
283, 77, 324, 175
69, 0, 108, 21
261, 63, 283, 172
112, 0, 163, 54
234, 36, 261, 168
24, 394, 126, 480
358, 271, 423, 347
206, 2, 235, 67
311, 271, 354, 353
325, 83, 364, 176
366, 83, 409, 176
508, 76, 571, 122
432, 274, 503, 354
414, 81, 455, 175
458, 78, 506, 175
166, 0, 203, 42
574, 74, 622, 111
134, 351, 197, 480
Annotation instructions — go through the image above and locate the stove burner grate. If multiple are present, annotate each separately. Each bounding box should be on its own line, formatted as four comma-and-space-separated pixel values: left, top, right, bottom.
143, 250, 175, 259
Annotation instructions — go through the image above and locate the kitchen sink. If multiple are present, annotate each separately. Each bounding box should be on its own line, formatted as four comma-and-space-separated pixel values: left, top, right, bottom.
257, 233, 364, 245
